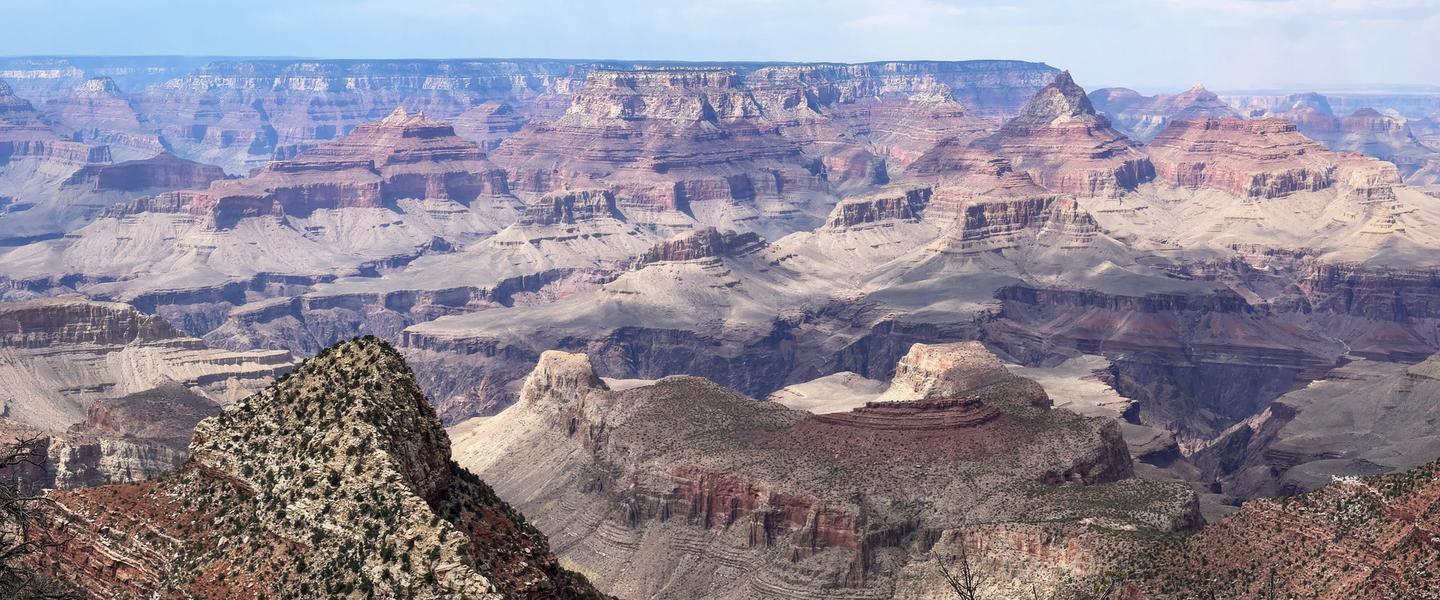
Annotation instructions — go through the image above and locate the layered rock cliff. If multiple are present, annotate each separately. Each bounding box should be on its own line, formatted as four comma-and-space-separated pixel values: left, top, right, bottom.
0, 298, 294, 487
974, 72, 1153, 197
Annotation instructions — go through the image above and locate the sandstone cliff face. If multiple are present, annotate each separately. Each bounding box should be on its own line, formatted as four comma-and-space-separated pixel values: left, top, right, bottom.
974, 72, 1153, 198
451, 344, 1195, 598
38, 337, 607, 599
0, 79, 109, 166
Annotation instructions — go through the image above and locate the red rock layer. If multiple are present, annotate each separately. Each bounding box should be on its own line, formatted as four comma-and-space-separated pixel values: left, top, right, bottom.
42, 77, 165, 158
1147, 117, 1343, 198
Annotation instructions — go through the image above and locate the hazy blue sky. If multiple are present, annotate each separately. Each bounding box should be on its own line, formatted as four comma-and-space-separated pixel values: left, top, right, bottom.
2, 0, 1437, 91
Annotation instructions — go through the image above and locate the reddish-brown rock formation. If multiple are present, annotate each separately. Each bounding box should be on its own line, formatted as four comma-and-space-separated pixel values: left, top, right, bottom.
490, 68, 828, 232
41, 77, 165, 161
1131, 459, 1440, 597
1147, 117, 1350, 198
822, 186, 931, 230
0, 79, 109, 165
451, 101, 528, 151
36, 337, 606, 599
974, 71, 1153, 197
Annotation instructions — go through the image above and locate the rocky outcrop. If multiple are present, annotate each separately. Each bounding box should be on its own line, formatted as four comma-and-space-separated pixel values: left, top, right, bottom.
37, 337, 607, 599
821, 186, 930, 230
60, 151, 225, 192
1088, 84, 1239, 140
973, 72, 1153, 197
451, 345, 1193, 598
633, 227, 765, 266
1131, 459, 1440, 597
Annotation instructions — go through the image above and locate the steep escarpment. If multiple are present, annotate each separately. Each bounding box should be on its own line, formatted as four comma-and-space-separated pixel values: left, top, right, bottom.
1146, 117, 1353, 198
490, 68, 830, 238
452, 343, 1195, 598
973, 72, 1153, 197
38, 337, 607, 599
41, 77, 165, 161
0, 108, 522, 320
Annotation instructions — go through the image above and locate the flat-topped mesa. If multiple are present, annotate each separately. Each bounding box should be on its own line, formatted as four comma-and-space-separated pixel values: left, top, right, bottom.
0, 297, 180, 348
633, 227, 765, 266
61, 151, 226, 192
516, 188, 621, 226
975, 71, 1154, 197
822, 186, 931, 230
1146, 116, 1348, 198
1089, 84, 1240, 140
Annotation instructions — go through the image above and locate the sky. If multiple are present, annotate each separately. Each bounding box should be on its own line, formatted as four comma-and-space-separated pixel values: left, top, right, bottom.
1, 0, 1437, 91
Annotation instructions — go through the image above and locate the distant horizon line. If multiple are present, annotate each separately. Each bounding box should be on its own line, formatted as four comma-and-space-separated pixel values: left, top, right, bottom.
0, 54, 1435, 94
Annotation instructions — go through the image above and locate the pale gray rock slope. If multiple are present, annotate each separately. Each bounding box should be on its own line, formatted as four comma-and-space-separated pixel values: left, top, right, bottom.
451, 343, 1197, 599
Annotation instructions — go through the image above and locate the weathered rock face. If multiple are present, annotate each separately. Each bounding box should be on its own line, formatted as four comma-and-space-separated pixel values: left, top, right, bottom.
1129, 459, 1440, 598
822, 186, 931, 230
1146, 117, 1353, 198
490, 68, 830, 236
37, 337, 607, 599
0, 79, 109, 166
974, 72, 1153, 197
41, 77, 165, 161
0, 298, 294, 433
451, 345, 1194, 598
633, 227, 765, 266
450, 101, 528, 151
1088, 84, 1240, 140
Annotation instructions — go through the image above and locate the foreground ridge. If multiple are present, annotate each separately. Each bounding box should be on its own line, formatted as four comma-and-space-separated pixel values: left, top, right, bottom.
37, 336, 608, 599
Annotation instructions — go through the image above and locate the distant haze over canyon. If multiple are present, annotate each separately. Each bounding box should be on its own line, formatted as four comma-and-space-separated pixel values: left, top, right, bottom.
1, 48, 1438, 598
